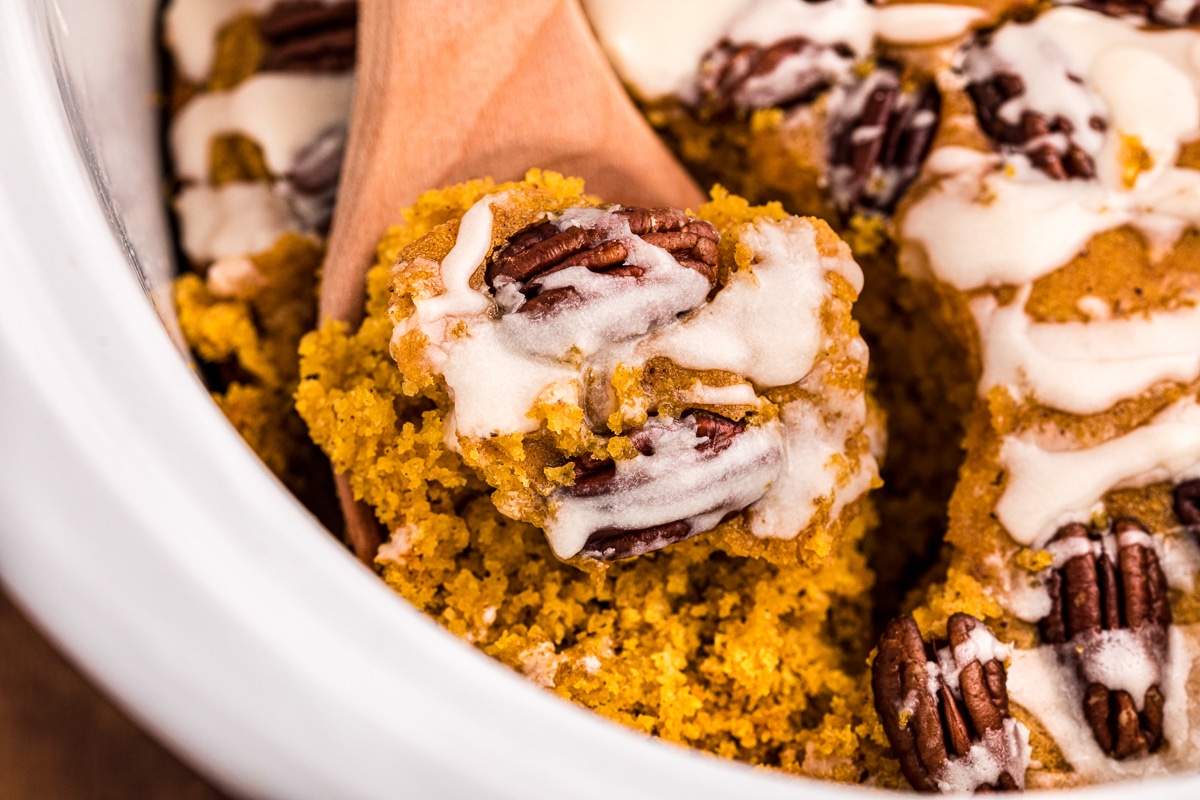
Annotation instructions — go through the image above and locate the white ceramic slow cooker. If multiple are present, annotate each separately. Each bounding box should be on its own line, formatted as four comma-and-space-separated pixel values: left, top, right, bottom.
0, 1, 1196, 798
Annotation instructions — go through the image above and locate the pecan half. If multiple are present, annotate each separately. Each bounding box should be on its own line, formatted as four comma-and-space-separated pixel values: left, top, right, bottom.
1173, 478, 1200, 531
689, 37, 854, 119
260, 1, 358, 73
487, 207, 718, 319
962, 27, 1108, 181
551, 410, 782, 561
829, 64, 940, 216
873, 614, 1028, 793
1040, 520, 1171, 759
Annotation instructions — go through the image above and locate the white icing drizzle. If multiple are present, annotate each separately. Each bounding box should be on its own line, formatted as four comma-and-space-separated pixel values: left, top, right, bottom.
393, 196, 877, 557
1077, 628, 1165, 710
579, 0, 748, 100
164, 0, 279, 83
1004, 570, 1056, 624
648, 218, 862, 389
582, 0, 980, 102
937, 720, 1031, 794
544, 416, 785, 560
163, 0, 344, 83
1162, 532, 1200, 593
903, 9, 1200, 291
171, 73, 354, 181
1008, 624, 1200, 781
724, 0, 875, 55
973, 286, 1200, 415
873, 4, 986, 46
174, 182, 299, 263
746, 392, 878, 540
996, 397, 1200, 547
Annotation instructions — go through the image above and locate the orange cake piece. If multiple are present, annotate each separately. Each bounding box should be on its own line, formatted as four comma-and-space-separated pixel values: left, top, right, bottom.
368, 174, 881, 565
883, 4, 1200, 790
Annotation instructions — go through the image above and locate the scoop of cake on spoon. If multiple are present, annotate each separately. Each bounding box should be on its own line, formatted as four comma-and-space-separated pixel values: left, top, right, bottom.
319, 0, 706, 561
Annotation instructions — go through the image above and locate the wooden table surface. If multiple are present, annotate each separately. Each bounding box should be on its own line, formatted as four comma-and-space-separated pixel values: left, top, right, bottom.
0, 587, 233, 799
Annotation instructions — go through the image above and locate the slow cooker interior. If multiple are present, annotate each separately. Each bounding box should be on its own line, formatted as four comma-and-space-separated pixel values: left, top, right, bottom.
24, 1, 1200, 798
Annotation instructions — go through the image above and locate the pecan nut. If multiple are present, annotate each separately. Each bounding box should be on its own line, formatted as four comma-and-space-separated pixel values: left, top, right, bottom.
829, 63, 940, 217
962, 27, 1108, 181
1173, 478, 1200, 531
689, 37, 854, 119
1039, 520, 1171, 759
873, 613, 1029, 793
550, 410, 783, 562
485, 207, 719, 359
260, 0, 358, 73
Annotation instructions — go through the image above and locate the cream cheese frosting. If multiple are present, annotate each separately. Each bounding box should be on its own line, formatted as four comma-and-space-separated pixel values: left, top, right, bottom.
1008, 624, 1200, 782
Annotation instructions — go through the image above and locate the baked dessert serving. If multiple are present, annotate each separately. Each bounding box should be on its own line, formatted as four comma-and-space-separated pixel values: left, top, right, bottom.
293, 171, 890, 779
381, 179, 879, 565
164, 0, 1200, 793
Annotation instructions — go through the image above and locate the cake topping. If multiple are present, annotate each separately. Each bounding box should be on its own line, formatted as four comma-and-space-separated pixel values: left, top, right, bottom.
170, 73, 355, 182
873, 614, 1030, 793
689, 37, 854, 118
962, 25, 1108, 181
487, 206, 718, 318
996, 396, 1200, 547
1174, 479, 1200, 532
485, 206, 716, 362
392, 194, 877, 560
971, 285, 1200, 416
553, 410, 785, 561
829, 64, 941, 215
903, 8, 1200, 291
1039, 520, 1171, 759
260, 0, 358, 72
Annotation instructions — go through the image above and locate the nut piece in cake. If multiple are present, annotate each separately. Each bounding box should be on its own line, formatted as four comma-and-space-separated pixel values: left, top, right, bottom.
387, 178, 879, 563
872, 613, 1031, 793
1040, 520, 1172, 759
584, 0, 985, 222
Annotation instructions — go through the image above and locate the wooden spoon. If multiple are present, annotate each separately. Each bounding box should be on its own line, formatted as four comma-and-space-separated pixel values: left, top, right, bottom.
320, 0, 706, 561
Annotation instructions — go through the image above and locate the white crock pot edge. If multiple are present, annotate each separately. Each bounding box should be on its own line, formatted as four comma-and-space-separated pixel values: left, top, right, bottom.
0, 1, 1197, 798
